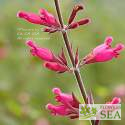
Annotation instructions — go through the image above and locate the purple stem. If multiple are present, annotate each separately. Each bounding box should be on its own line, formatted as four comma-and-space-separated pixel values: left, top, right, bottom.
53, 1, 97, 125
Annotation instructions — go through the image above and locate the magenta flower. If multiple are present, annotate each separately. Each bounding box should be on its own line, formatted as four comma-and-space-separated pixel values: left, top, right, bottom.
44, 62, 68, 73
106, 97, 121, 104
17, 9, 60, 30
17, 11, 44, 25
26, 40, 55, 62
46, 88, 80, 119
95, 97, 121, 125
17, 5, 90, 32
83, 36, 124, 64
39, 9, 59, 27
26, 40, 69, 73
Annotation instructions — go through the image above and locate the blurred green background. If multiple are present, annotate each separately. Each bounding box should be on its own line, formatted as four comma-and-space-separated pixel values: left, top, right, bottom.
0, 0, 125, 125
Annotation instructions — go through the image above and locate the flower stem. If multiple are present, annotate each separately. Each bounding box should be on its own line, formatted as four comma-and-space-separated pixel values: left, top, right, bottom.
54, 0, 87, 103
54, 1, 95, 125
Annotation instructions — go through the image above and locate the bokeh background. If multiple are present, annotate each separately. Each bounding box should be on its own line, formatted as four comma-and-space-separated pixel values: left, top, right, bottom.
0, 0, 125, 125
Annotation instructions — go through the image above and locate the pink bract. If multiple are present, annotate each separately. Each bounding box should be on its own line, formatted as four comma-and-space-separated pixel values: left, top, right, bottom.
44, 62, 68, 73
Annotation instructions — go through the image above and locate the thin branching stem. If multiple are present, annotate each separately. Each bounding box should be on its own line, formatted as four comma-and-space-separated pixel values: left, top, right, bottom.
54, 0, 87, 103
54, 1, 95, 125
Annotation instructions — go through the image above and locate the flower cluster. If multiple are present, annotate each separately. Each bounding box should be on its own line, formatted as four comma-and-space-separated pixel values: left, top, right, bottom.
26, 40, 69, 73
26, 35, 124, 73
17, 9, 60, 33
46, 88, 121, 119
46, 88, 80, 119
17, 5, 90, 33
82, 36, 124, 64
17, 5, 124, 67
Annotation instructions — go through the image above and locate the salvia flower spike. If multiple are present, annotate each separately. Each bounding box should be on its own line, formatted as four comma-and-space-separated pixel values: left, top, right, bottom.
17, 1, 124, 124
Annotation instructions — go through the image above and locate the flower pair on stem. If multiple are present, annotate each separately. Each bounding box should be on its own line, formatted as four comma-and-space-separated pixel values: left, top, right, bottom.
26, 35, 124, 73
46, 88, 121, 119
17, 0, 124, 125
17, 3, 124, 71
26, 40, 69, 73
17, 5, 89, 33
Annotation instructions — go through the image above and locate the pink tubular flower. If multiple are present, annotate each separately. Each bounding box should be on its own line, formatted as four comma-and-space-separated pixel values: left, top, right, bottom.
83, 36, 125, 64
46, 104, 69, 116
96, 97, 121, 122
39, 9, 59, 27
106, 97, 121, 104
44, 62, 68, 73
95, 97, 121, 125
46, 88, 80, 119
26, 40, 69, 73
26, 40, 55, 62
17, 9, 60, 28
17, 11, 43, 25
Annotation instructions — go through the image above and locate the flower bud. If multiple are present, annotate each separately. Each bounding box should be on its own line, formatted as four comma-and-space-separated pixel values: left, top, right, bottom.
44, 62, 68, 72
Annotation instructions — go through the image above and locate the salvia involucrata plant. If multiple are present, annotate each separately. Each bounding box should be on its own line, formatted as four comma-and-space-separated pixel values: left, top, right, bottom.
17, 0, 124, 125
